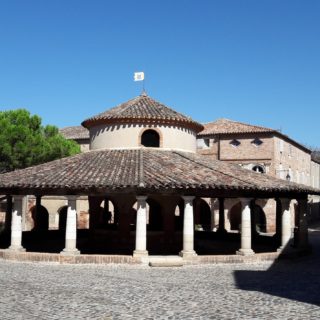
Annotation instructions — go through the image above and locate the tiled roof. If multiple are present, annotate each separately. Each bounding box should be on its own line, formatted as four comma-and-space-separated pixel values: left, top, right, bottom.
199, 119, 276, 136
312, 151, 320, 164
0, 149, 317, 196
60, 126, 89, 140
82, 93, 204, 132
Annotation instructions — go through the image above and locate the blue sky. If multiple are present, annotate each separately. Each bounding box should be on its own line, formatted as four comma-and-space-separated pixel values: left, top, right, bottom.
0, 0, 319, 147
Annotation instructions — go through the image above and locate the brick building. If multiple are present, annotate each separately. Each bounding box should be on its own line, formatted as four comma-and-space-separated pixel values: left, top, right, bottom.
197, 118, 320, 232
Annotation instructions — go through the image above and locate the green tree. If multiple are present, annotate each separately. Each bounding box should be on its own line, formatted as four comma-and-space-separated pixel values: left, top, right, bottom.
0, 109, 80, 172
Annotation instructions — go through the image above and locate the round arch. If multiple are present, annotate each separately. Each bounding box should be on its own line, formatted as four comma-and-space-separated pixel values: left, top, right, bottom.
139, 128, 161, 148
251, 203, 267, 233
229, 202, 242, 231
31, 205, 49, 230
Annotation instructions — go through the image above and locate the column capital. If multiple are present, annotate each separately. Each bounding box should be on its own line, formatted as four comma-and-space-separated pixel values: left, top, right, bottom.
67, 195, 78, 201
182, 196, 195, 202
239, 198, 252, 206
12, 195, 25, 201
279, 198, 291, 210
136, 195, 148, 202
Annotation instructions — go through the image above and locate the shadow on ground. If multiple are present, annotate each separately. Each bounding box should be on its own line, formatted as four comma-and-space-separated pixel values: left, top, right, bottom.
234, 226, 320, 306
0, 229, 279, 255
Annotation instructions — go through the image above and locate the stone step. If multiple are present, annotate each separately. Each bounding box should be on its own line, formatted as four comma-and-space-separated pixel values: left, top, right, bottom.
148, 255, 183, 267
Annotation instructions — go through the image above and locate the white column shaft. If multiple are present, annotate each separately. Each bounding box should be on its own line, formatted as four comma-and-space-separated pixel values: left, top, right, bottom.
180, 196, 197, 258
183, 200, 194, 251
9, 196, 25, 251
62, 197, 79, 254
237, 198, 254, 255
135, 197, 147, 252
281, 199, 292, 248
210, 198, 218, 231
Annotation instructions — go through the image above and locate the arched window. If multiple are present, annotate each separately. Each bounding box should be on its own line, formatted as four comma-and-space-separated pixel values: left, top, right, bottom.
141, 129, 160, 147
252, 165, 265, 174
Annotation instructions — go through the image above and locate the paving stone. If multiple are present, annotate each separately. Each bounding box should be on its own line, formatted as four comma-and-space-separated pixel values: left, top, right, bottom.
0, 229, 320, 319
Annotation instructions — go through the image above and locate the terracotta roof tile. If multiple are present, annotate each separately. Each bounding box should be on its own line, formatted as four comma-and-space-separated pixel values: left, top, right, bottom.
82, 94, 203, 132
199, 119, 275, 136
0, 149, 317, 196
60, 126, 89, 140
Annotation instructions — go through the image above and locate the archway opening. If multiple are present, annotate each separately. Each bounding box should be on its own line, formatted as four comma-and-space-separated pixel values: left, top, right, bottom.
141, 129, 160, 147
251, 204, 267, 233
58, 206, 68, 231
31, 205, 49, 230
197, 199, 211, 231
229, 202, 242, 231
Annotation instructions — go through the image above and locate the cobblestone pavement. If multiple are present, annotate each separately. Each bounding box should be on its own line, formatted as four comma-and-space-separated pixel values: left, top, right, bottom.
1, 229, 320, 320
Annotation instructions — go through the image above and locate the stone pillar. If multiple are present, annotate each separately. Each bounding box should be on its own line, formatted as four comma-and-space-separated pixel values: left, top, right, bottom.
8, 195, 25, 251
133, 196, 148, 257
210, 198, 218, 231
180, 196, 197, 258
296, 198, 309, 250
278, 198, 292, 251
217, 198, 227, 234
237, 198, 254, 256
61, 196, 80, 255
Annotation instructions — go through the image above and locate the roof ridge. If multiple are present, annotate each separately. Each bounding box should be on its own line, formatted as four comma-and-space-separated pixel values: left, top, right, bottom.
203, 118, 275, 131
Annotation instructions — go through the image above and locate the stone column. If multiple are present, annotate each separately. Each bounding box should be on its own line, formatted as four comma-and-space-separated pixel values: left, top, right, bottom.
8, 195, 25, 251
278, 198, 292, 251
133, 196, 148, 257
237, 198, 254, 256
210, 198, 218, 231
180, 196, 197, 258
217, 198, 227, 234
61, 196, 80, 255
296, 198, 309, 250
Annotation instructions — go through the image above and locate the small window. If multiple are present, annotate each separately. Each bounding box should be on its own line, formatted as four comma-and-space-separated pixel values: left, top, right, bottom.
141, 129, 160, 147
252, 165, 265, 173
204, 139, 210, 147
252, 138, 263, 147
230, 139, 241, 147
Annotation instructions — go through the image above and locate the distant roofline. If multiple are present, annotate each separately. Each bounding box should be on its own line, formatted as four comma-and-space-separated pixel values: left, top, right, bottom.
198, 118, 311, 154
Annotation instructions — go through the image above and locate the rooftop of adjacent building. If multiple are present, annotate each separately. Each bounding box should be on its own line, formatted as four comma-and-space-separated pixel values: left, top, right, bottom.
199, 118, 311, 154
59, 126, 89, 140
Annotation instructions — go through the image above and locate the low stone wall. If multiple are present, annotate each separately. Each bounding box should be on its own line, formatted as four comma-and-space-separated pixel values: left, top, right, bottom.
197, 252, 280, 264
0, 250, 140, 265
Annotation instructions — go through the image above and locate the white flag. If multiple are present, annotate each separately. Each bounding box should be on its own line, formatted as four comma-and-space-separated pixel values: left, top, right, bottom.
134, 72, 144, 81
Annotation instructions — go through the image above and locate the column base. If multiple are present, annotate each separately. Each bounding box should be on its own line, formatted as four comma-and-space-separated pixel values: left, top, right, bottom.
236, 249, 255, 256
179, 250, 197, 259
60, 248, 80, 255
133, 250, 148, 258
7, 245, 26, 252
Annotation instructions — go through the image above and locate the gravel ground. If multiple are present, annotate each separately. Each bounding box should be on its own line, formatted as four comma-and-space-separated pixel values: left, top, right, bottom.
1, 228, 320, 319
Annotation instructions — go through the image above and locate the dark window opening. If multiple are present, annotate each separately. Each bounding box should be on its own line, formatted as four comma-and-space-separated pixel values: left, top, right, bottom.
252, 138, 263, 147
230, 139, 241, 147
141, 129, 160, 147
252, 165, 265, 173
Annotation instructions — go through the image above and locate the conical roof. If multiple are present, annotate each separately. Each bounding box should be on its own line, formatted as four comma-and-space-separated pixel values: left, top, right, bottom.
82, 93, 204, 132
